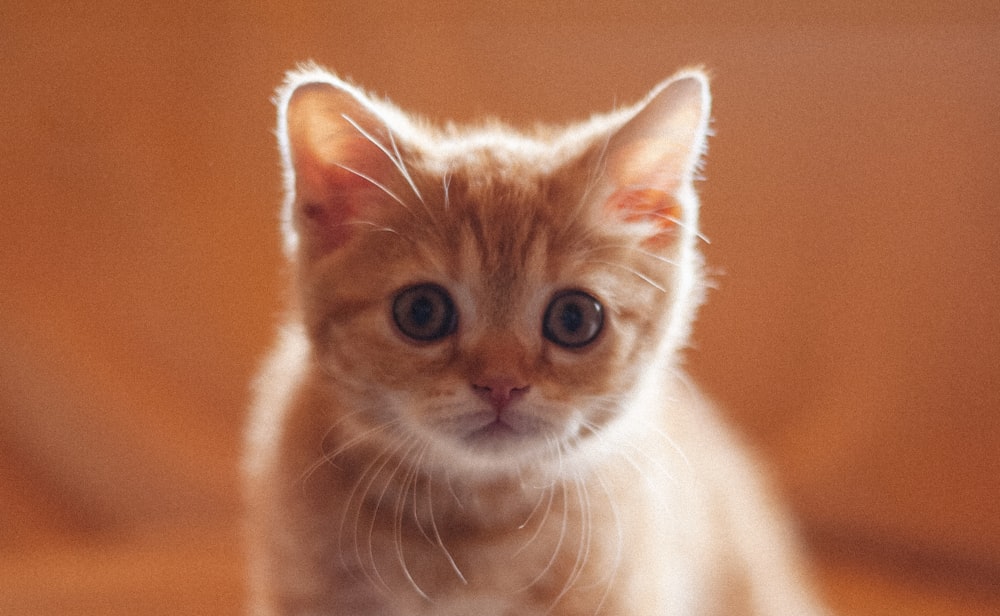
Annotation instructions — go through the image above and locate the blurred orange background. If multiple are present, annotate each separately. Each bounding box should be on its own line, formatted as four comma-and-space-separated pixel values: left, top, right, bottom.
1, 2, 998, 614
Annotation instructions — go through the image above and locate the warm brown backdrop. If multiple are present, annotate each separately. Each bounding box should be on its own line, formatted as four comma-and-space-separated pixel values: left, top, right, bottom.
2, 2, 998, 614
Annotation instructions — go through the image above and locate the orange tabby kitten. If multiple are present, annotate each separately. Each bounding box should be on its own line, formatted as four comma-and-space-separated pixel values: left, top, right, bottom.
244, 64, 830, 615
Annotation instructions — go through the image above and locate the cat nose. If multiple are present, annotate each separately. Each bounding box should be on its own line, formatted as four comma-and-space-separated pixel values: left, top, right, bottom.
472, 377, 530, 412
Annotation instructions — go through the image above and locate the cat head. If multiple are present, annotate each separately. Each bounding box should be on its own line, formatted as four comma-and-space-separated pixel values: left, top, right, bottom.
276, 64, 710, 476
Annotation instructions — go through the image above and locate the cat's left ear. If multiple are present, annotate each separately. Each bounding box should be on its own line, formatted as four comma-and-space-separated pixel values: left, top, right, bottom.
600, 70, 711, 241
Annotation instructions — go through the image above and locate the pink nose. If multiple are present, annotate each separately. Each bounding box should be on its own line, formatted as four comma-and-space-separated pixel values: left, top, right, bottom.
472, 378, 530, 412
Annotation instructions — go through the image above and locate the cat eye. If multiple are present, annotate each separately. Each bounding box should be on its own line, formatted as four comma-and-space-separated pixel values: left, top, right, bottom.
392, 283, 458, 342
543, 290, 604, 349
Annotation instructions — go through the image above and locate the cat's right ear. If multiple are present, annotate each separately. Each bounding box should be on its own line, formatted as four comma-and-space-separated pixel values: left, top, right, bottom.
277, 69, 399, 260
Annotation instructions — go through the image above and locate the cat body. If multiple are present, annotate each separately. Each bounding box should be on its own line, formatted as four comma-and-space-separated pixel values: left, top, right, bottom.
244, 65, 829, 615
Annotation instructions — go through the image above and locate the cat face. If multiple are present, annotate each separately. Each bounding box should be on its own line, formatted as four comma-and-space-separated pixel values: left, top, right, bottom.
278, 67, 710, 476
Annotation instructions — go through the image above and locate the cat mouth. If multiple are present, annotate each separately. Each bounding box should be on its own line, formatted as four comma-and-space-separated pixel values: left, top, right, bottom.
467, 418, 521, 441
458, 410, 545, 449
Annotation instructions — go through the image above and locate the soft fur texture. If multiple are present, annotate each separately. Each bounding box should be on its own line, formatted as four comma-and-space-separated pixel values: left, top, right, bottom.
244, 64, 830, 615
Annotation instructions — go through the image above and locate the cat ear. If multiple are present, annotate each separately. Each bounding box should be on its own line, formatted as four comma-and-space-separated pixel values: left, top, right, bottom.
277, 68, 405, 260
600, 70, 711, 242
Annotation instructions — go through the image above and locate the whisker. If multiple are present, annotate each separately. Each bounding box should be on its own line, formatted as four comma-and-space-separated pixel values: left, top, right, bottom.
442, 172, 451, 211
332, 162, 411, 213
339, 447, 396, 592
631, 247, 678, 267
515, 443, 558, 557
302, 418, 398, 485
409, 450, 435, 546
426, 460, 468, 584
549, 465, 591, 610
298, 408, 365, 486
517, 480, 551, 531
386, 128, 425, 205
637, 415, 692, 472
344, 220, 403, 236
588, 243, 679, 268
587, 259, 667, 293
391, 441, 431, 601
340, 113, 424, 205
341, 434, 412, 593
645, 210, 710, 244
579, 417, 674, 488
444, 467, 464, 510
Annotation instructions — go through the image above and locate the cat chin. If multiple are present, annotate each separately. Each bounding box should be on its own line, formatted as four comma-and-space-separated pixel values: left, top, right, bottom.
438, 417, 552, 461
460, 420, 550, 456
419, 410, 597, 477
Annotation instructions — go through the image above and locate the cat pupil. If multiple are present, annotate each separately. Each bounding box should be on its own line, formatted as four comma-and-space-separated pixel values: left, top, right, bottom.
411, 297, 434, 327
560, 303, 584, 333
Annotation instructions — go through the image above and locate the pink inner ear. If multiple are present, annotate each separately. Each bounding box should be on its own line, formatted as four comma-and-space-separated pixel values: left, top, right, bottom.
291, 155, 365, 257
298, 196, 352, 256
291, 129, 398, 258
606, 187, 681, 235
285, 81, 403, 260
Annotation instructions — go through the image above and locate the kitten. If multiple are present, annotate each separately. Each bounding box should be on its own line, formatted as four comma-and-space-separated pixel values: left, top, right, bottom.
243, 64, 830, 615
